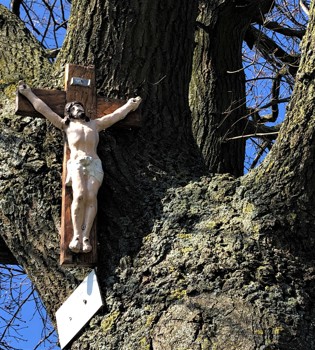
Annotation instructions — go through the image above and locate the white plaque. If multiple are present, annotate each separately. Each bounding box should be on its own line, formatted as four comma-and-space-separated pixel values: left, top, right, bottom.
56, 270, 103, 349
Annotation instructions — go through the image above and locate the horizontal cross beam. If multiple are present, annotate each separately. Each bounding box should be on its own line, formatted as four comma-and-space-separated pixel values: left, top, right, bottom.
16, 89, 142, 129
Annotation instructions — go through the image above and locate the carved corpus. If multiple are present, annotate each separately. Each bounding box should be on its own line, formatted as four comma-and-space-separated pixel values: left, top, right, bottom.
16, 64, 141, 266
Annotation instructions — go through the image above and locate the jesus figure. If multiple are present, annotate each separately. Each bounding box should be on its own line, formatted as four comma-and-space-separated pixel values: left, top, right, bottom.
18, 82, 142, 253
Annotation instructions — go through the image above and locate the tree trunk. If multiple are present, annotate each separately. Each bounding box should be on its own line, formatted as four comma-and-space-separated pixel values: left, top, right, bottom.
1, 1, 315, 349
190, 0, 273, 177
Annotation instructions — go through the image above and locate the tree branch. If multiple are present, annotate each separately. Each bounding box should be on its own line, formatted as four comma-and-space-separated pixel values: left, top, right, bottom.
255, 71, 283, 123
255, 18, 306, 39
300, 0, 310, 16
10, 0, 22, 17
244, 25, 300, 77
225, 120, 281, 141
250, 139, 272, 169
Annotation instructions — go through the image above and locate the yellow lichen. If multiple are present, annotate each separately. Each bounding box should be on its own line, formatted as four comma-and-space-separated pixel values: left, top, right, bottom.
177, 233, 193, 239
273, 326, 284, 335
101, 311, 120, 334
243, 202, 255, 214
4, 83, 17, 99
170, 289, 187, 300
145, 314, 156, 327
205, 221, 218, 229
196, 219, 222, 232
195, 337, 211, 350
287, 212, 297, 225
180, 247, 194, 254
168, 265, 176, 273
200, 337, 211, 350
265, 160, 274, 173
139, 337, 150, 350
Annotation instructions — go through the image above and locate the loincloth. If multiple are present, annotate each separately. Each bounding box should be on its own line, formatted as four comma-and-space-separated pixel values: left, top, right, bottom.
65, 156, 104, 186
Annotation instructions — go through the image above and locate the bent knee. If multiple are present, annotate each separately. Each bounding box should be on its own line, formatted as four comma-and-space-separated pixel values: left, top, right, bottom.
86, 192, 97, 206
86, 195, 97, 207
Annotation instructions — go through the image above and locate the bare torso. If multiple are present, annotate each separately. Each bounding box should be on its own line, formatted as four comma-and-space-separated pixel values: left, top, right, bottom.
65, 119, 99, 160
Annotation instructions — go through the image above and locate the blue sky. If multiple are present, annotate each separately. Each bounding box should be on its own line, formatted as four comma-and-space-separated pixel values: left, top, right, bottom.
0, 265, 60, 350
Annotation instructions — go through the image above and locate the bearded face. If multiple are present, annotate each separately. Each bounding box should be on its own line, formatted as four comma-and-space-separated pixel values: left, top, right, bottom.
70, 103, 86, 119
64, 101, 90, 123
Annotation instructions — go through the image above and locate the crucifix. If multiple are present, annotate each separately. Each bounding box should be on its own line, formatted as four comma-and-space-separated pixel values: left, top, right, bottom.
15, 64, 142, 267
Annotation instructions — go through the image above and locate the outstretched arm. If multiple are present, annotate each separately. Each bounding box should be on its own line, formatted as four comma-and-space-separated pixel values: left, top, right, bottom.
95, 97, 142, 131
18, 82, 64, 130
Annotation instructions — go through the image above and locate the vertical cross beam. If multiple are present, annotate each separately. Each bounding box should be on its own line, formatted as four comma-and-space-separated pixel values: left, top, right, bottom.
60, 64, 98, 267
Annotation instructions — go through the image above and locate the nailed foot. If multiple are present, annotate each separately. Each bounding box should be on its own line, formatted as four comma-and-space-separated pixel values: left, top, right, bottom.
69, 236, 81, 253
82, 238, 92, 253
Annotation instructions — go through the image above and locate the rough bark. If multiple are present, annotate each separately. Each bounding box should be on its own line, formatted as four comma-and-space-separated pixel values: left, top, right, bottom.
1, 1, 315, 350
0, 4, 51, 84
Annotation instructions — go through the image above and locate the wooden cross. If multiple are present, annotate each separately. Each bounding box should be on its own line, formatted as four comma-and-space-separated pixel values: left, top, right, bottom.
15, 64, 141, 267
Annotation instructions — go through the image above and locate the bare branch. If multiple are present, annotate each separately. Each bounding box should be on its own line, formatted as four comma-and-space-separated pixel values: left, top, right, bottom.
245, 25, 300, 77
0, 288, 34, 344
45, 48, 60, 59
225, 120, 281, 141
300, 0, 310, 16
259, 97, 290, 110
250, 139, 272, 169
256, 18, 306, 39
226, 131, 278, 141
10, 0, 23, 17
256, 70, 283, 123
33, 329, 55, 350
